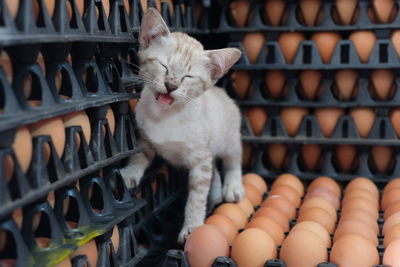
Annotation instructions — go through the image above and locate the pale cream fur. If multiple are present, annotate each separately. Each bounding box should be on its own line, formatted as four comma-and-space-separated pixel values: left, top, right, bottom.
119, 8, 244, 242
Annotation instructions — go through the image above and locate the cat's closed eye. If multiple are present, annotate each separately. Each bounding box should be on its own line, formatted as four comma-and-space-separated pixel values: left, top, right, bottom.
181, 75, 194, 82
158, 61, 168, 73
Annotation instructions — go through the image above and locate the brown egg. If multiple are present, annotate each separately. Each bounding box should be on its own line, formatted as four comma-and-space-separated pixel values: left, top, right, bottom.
0, 51, 12, 84
5, 0, 20, 18
62, 111, 91, 147
262, 195, 297, 220
382, 187, 400, 211
383, 224, 400, 247
385, 201, 400, 220
106, 106, 115, 135
334, 0, 359, 25
243, 173, 268, 195
345, 177, 379, 197
349, 31, 376, 63
349, 108, 376, 138
129, 99, 138, 111
341, 197, 379, 220
236, 198, 255, 217
334, 219, 378, 246
370, 0, 397, 23
371, 146, 393, 173
371, 69, 394, 100
246, 107, 267, 136
384, 178, 400, 195
245, 216, 284, 245
335, 145, 357, 172
242, 33, 266, 64
391, 30, 400, 56
339, 209, 379, 235
252, 206, 289, 232
76, 0, 84, 16
305, 187, 340, 210
12, 126, 32, 173
265, 70, 286, 99
44, 0, 55, 17
278, 32, 306, 64
301, 144, 321, 171
269, 185, 301, 208
244, 184, 262, 206
231, 228, 277, 267
184, 225, 229, 267
383, 212, 400, 235
71, 240, 98, 267
267, 143, 288, 170
315, 108, 344, 137
307, 176, 341, 198
390, 108, 400, 137
231, 71, 251, 99
334, 69, 359, 101
272, 173, 304, 196
298, 207, 336, 233
312, 32, 341, 64
264, 0, 287, 26
383, 238, 400, 267
230, 0, 250, 27
330, 234, 379, 267
290, 221, 331, 248
343, 188, 379, 205
242, 143, 252, 169
280, 107, 308, 137
298, 0, 322, 26
299, 70, 322, 100
111, 226, 119, 252
29, 117, 66, 161
299, 197, 337, 222
12, 207, 23, 229
205, 214, 238, 245
280, 230, 328, 267
214, 204, 248, 229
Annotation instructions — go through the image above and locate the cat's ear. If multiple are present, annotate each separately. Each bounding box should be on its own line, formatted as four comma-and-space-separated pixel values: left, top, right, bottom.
139, 8, 171, 48
206, 48, 242, 82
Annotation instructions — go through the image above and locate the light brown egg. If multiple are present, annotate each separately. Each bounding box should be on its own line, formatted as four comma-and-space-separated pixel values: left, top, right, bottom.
298, 0, 322, 26
343, 188, 379, 205
341, 197, 379, 220
236, 198, 255, 217
269, 185, 301, 208
334, 0, 359, 25
299, 70, 322, 100
243, 173, 267, 195
184, 225, 229, 267
0, 51, 13, 83
231, 71, 251, 99
71, 240, 98, 267
214, 204, 248, 229
334, 219, 378, 246
301, 144, 321, 171
345, 177, 379, 197
262, 195, 297, 220
384, 212, 400, 235
307, 176, 341, 198
370, 0, 397, 23
390, 108, 400, 137
370, 69, 394, 100
312, 32, 341, 64
231, 228, 277, 267
265, 70, 286, 99
245, 216, 284, 245
298, 207, 336, 233
280, 107, 308, 137
371, 145, 393, 173
335, 145, 357, 172
111, 226, 119, 252
267, 143, 288, 170
383, 238, 400, 266
349, 31, 376, 63
382, 187, 400, 211
384, 178, 400, 195
205, 214, 238, 245
383, 223, 400, 247
5, 0, 20, 18
272, 173, 304, 196
391, 30, 400, 56
244, 184, 262, 206
246, 107, 267, 136
252, 206, 289, 232
106, 106, 115, 135
305, 187, 340, 211
264, 0, 286, 26
278, 32, 305, 64
334, 69, 359, 100
349, 108, 376, 138
330, 234, 379, 267
12, 126, 32, 173
339, 209, 379, 235
230, 0, 250, 27
242, 33, 266, 64
12, 207, 23, 228
290, 221, 331, 248
44, 0, 55, 17
315, 108, 344, 137
129, 99, 138, 111
385, 201, 400, 220
280, 230, 328, 267
299, 197, 337, 221
76, 0, 85, 16
62, 111, 91, 148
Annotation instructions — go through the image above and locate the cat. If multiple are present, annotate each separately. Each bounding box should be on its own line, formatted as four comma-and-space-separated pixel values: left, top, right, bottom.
119, 7, 244, 243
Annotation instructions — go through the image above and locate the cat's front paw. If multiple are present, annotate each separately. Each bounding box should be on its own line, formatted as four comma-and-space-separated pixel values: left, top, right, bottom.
178, 224, 200, 244
223, 181, 244, 203
119, 165, 144, 189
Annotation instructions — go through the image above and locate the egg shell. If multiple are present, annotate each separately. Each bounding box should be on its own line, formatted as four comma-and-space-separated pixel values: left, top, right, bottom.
384, 178, 400, 195
315, 108, 344, 137
5, 0, 20, 18
244, 184, 262, 206
299, 70, 322, 100
12, 207, 23, 229
71, 240, 98, 266
252, 206, 289, 232
278, 32, 305, 63
44, 0, 55, 17
265, 70, 286, 99
339, 209, 379, 235
299, 197, 337, 224
205, 214, 238, 245
312, 32, 341, 64
269, 185, 301, 208
230, 0, 250, 27
307, 176, 341, 198
382, 187, 400, 211
330, 234, 379, 267
298, 0, 322, 26
62, 111, 91, 147
334, 219, 378, 246
231, 71, 251, 99
371, 69, 394, 100
280, 107, 308, 137
111, 226, 119, 252
343, 187, 379, 205
76, 0, 84, 16
12, 126, 32, 173
298, 207, 336, 233
262, 194, 297, 220
341, 197, 379, 219
392, 30, 400, 56
383, 212, 400, 235
383, 237, 400, 266
184, 224, 229, 267
242, 32, 265, 64
334, 69, 359, 100
305, 187, 340, 211
231, 228, 277, 267
236, 198, 255, 217
214, 203, 248, 229
264, 0, 286, 26
290, 221, 331, 248
335, 145, 358, 172
345, 177, 379, 197
246, 107, 267, 136
372, 145, 393, 174
243, 173, 267, 195
342, 194, 379, 211
385, 201, 400, 220
106, 106, 116, 135
35, 237, 51, 248
280, 229, 328, 267
267, 143, 288, 170
245, 216, 284, 245
272, 173, 304, 196
349, 31, 376, 63
55, 257, 72, 267
371, 0, 397, 23
383, 223, 400, 248
390, 108, 400, 137
300, 144, 321, 171
334, 0, 359, 25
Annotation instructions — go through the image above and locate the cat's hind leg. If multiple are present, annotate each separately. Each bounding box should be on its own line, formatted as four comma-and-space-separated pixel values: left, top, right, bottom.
221, 144, 244, 203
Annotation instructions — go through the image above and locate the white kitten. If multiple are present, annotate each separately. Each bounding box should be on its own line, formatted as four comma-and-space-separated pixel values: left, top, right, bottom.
119, 8, 244, 243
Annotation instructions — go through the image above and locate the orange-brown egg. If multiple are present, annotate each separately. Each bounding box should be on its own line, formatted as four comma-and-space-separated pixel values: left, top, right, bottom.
383, 223, 400, 248
370, 69, 394, 100
305, 187, 340, 210
349, 31, 376, 63
298, 207, 336, 233
371, 145, 393, 173
44, 0, 55, 17
264, 0, 286, 26
341, 197, 379, 220
312, 32, 341, 64
111, 226, 119, 252
242, 33, 266, 64
244, 184, 262, 206
343, 188, 379, 205
370, 0, 397, 24
335, 145, 358, 172
383, 238, 400, 266
334, 219, 378, 246
315, 108, 344, 137
205, 214, 238, 245
385, 201, 400, 220
390, 108, 400, 137
269, 185, 301, 208
382, 187, 400, 211
339, 209, 379, 235
245, 216, 284, 245
391, 30, 400, 56
230, 0, 250, 27
129, 99, 138, 111
334, 0, 359, 25
236, 198, 255, 217
298, 0, 322, 26
384, 212, 400, 235
62, 111, 91, 147
267, 143, 288, 170
280, 107, 308, 137
334, 69, 359, 100
345, 177, 379, 197
299, 197, 337, 222
265, 70, 286, 99
384, 178, 400, 195
252, 206, 289, 232
246, 107, 267, 136
71, 240, 98, 267
243, 173, 268, 195
106, 106, 115, 135
262, 195, 297, 220
299, 70, 322, 100
213, 204, 248, 229
12, 126, 32, 173
307, 176, 341, 198
272, 173, 304, 196
349, 108, 376, 138
231, 71, 251, 99
278, 32, 305, 64
301, 144, 321, 171
290, 221, 331, 248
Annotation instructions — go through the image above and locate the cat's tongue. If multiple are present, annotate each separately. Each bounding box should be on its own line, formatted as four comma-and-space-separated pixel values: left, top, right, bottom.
157, 93, 174, 105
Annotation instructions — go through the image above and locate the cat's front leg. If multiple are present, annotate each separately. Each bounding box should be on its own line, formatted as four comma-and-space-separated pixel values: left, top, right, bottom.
222, 152, 245, 203
178, 155, 213, 243
119, 139, 155, 188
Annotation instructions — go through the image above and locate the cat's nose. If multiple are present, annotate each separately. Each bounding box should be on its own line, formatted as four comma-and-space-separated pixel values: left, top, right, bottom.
165, 82, 178, 92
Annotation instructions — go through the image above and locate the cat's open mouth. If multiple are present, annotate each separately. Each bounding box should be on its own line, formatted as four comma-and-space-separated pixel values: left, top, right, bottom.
156, 93, 174, 105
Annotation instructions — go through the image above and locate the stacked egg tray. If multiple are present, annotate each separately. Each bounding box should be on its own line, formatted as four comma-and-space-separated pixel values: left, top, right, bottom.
0, 0, 205, 266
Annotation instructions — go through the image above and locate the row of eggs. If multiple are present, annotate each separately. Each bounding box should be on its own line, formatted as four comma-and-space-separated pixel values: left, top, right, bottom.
232, 69, 397, 101
241, 30, 400, 64
231, 0, 398, 27
185, 174, 400, 267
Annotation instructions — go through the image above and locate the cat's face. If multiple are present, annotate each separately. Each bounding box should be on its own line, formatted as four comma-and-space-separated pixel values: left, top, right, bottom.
138, 8, 241, 107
